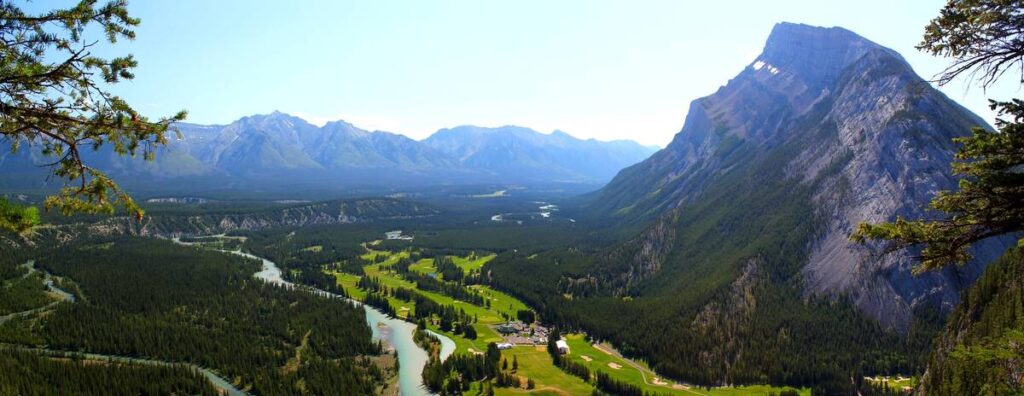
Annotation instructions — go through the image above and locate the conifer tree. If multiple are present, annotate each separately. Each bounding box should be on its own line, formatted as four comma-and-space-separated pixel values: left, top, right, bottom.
0, 1, 187, 232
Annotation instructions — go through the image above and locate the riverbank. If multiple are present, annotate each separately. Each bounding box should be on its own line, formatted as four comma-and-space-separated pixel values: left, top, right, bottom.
174, 237, 454, 396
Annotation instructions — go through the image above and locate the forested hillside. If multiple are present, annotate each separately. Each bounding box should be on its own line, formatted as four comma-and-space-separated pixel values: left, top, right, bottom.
918, 247, 1024, 395
0, 349, 219, 396
0, 235, 392, 396
481, 23, 997, 392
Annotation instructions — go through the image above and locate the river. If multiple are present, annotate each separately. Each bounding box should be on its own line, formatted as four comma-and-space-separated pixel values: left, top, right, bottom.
192, 243, 456, 396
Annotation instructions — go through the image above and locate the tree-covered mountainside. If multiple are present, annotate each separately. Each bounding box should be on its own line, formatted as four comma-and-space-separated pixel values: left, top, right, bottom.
478, 23, 1016, 391
581, 22, 1015, 329
0, 235, 391, 396
918, 247, 1023, 395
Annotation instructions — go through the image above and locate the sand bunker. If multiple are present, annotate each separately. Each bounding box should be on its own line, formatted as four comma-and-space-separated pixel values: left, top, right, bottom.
580, 355, 592, 362
607, 362, 622, 370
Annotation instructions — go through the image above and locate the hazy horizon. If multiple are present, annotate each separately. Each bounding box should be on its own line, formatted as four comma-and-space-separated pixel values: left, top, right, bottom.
30, 0, 1022, 146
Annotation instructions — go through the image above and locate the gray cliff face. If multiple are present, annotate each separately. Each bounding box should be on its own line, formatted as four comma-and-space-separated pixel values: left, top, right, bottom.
793, 48, 1014, 330
593, 22, 1013, 330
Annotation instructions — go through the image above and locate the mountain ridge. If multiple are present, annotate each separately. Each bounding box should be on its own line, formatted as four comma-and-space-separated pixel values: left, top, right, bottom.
0, 113, 657, 193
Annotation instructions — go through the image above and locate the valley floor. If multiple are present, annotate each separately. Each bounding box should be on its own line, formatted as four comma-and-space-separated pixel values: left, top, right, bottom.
331, 241, 807, 396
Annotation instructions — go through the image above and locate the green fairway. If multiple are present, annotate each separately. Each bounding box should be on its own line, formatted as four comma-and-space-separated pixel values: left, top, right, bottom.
562, 333, 808, 396
407, 258, 437, 275
493, 346, 594, 396
453, 253, 497, 273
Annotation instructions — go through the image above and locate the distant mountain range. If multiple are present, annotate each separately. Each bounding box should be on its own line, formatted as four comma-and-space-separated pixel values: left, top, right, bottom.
0, 114, 656, 194
425, 125, 657, 182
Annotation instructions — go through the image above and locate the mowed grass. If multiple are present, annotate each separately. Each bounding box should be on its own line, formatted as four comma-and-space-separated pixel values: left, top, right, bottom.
407, 258, 437, 275
360, 246, 410, 263
564, 334, 808, 396
492, 346, 594, 396
701, 385, 810, 396
563, 334, 659, 393
407, 253, 496, 278
452, 253, 497, 273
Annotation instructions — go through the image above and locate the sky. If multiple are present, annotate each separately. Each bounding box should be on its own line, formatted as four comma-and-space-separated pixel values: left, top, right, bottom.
34, 0, 1023, 147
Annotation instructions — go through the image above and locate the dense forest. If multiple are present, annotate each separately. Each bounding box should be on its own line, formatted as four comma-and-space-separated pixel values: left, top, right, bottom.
920, 247, 1024, 395
485, 247, 941, 392
0, 348, 219, 396
0, 235, 391, 396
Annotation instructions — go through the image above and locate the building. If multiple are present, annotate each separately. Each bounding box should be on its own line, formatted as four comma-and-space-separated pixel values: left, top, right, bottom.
384, 230, 413, 241
496, 343, 514, 350
496, 324, 518, 335
555, 339, 569, 355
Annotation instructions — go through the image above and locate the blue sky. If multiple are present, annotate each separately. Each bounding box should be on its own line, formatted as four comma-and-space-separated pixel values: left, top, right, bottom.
40, 0, 1022, 146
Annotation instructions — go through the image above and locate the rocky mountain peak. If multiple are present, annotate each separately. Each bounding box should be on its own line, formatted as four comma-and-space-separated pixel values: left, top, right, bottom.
320, 119, 370, 138
756, 22, 904, 90
590, 23, 1012, 332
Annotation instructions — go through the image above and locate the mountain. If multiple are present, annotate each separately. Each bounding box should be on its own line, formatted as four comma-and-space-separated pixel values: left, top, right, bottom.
0, 113, 653, 195
485, 23, 1016, 389
588, 22, 1014, 330
190, 112, 323, 173
424, 125, 657, 182
307, 120, 454, 169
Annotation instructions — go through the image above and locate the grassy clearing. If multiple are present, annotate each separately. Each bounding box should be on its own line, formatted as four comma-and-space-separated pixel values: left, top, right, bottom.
492, 346, 594, 396
453, 253, 497, 274
407, 258, 437, 275
700, 385, 810, 396
564, 334, 661, 392
563, 335, 808, 396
